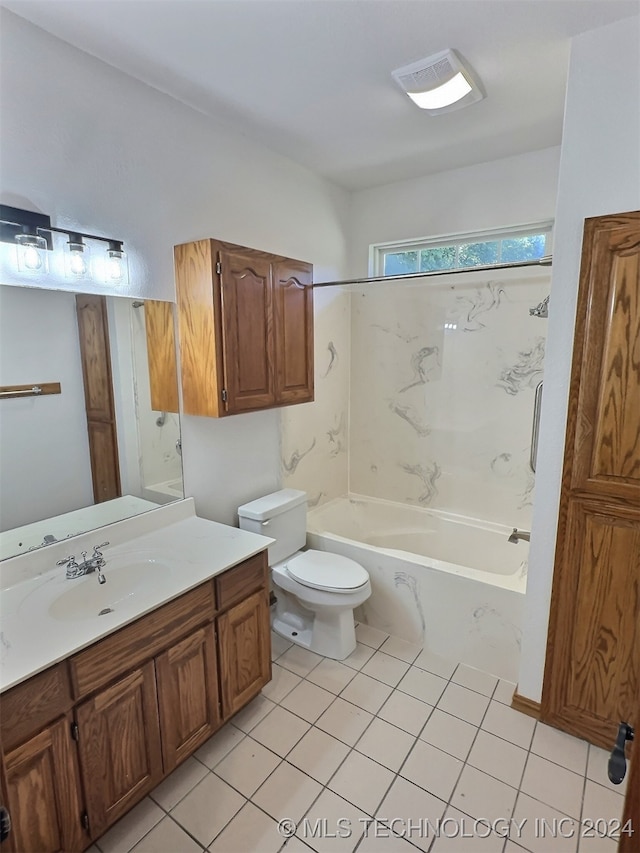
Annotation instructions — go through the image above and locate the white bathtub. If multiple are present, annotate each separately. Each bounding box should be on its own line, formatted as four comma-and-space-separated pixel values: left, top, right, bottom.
307, 495, 527, 681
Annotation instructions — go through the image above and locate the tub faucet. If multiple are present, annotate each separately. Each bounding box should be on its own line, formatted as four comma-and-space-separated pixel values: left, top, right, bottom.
57, 541, 109, 583
508, 528, 530, 544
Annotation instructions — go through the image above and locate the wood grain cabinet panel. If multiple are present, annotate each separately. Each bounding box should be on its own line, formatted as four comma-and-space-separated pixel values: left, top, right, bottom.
4, 715, 86, 853
76, 663, 163, 839
143, 300, 179, 413
174, 238, 313, 416
218, 589, 271, 718
156, 625, 221, 772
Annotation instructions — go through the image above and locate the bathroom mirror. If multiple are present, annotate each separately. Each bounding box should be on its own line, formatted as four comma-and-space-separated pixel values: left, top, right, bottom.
0, 284, 184, 560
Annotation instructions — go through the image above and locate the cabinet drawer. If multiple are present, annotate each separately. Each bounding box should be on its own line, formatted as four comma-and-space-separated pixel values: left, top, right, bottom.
216, 552, 267, 610
70, 582, 215, 699
1, 664, 73, 751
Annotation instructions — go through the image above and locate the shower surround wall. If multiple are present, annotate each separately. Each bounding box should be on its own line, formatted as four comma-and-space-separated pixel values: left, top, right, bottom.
349, 271, 550, 528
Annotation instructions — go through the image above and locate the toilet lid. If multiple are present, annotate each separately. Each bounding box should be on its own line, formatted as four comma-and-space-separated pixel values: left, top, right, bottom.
287, 550, 369, 592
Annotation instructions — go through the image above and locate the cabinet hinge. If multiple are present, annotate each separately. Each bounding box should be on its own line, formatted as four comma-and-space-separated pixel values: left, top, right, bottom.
221, 389, 228, 403
70, 722, 79, 741
81, 811, 90, 832
216, 261, 222, 275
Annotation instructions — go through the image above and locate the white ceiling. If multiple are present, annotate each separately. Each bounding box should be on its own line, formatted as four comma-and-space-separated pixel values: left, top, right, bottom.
3, 0, 638, 190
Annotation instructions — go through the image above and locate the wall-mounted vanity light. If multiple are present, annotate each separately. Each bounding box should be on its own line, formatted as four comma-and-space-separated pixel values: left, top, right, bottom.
0, 205, 129, 286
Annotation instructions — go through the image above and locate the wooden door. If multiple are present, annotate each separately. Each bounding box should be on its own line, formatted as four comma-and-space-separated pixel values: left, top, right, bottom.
4, 715, 86, 853
143, 300, 179, 413
273, 259, 314, 405
75, 294, 121, 503
76, 662, 162, 838
156, 625, 221, 772
542, 211, 640, 748
218, 589, 271, 718
219, 249, 275, 413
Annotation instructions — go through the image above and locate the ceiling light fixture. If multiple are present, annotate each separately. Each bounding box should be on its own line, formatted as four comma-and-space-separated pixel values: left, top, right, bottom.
0, 205, 129, 286
392, 48, 484, 115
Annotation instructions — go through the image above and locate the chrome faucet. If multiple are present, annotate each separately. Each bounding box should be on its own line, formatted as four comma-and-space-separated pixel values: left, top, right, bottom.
508, 528, 530, 544
57, 542, 109, 583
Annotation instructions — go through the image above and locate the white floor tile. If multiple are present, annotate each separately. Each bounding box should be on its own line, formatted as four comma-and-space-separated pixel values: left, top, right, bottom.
361, 650, 410, 687
97, 798, 165, 853
288, 726, 351, 784
377, 690, 433, 736
300, 789, 368, 852
357, 822, 418, 851
581, 780, 624, 834
586, 744, 628, 795
493, 679, 517, 705
328, 750, 395, 816
355, 623, 390, 649
355, 717, 415, 772
531, 722, 589, 776
278, 645, 325, 677
430, 807, 505, 853
452, 664, 499, 698
149, 756, 208, 810
170, 773, 245, 848
510, 792, 579, 853
316, 697, 374, 746
451, 764, 517, 823
376, 777, 447, 853
340, 672, 392, 714
400, 739, 463, 802
307, 658, 357, 694
281, 680, 336, 723
413, 648, 458, 680
419, 708, 478, 761
467, 729, 528, 789
250, 705, 311, 757
342, 642, 376, 670
272, 631, 294, 659
397, 666, 448, 705
129, 815, 202, 853
208, 801, 282, 853
253, 761, 323, 822
481, 700, 536, 749
262, 662, 303, 703
437, 682, 490, 726
214, 736, 281, 797
379, 636, 422, 663
578, 829, 618, 852
195, 722, 245, 769
231, 694, 277, 733
520, 753, 584, 819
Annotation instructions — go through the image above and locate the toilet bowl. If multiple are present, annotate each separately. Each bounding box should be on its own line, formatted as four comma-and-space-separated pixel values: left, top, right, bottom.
237, 489, 372, 661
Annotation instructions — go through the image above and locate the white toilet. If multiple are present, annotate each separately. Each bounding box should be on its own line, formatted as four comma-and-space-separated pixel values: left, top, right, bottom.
238, 489, 371, 660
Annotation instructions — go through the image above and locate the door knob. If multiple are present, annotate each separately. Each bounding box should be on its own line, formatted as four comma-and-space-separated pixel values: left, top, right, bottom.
608, 721, 634, 785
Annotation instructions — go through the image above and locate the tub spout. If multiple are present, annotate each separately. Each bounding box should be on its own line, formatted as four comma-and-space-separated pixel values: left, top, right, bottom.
508, 528, 530, 544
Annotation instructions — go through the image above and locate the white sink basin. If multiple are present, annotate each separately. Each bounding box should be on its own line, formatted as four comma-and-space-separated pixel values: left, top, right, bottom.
47, 556, 172, 622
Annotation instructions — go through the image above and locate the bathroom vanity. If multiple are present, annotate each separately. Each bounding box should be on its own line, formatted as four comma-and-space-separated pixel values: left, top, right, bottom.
0, 500, 273, 852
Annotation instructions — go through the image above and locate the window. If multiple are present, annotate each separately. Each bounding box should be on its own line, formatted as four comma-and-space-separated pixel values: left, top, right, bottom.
371, 222, 553, 277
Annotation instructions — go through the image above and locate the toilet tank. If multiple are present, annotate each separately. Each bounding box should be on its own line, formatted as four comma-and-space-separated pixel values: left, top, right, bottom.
237, 489, 307, 565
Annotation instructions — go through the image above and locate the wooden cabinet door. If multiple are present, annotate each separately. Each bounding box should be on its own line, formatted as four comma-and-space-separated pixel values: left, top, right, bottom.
542, 211, 640, 748
75, 294, 121, 503
76, 662, 162, 838
218, 589, 271, 718
143, 300, 179, 414
4, 715, 86, 853
156, 625, 221, 772
219, 249, 275, 413
273, 259, 314, 405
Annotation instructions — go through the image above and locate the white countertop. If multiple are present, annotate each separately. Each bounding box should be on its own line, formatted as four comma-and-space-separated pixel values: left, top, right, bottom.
0, 499, 273, 692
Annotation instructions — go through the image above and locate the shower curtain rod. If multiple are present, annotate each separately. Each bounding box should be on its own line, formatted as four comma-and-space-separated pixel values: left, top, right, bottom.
312, 255, 553, 288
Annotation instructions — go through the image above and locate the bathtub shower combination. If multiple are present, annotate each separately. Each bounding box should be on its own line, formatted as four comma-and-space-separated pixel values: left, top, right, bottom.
284, 270, 550, 682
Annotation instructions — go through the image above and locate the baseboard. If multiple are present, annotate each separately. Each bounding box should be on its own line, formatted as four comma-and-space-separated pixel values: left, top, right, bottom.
511, 691, 542, 720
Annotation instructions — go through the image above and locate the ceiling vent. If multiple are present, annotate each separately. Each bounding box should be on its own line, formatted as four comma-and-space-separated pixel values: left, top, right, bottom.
392, 48, 484, 115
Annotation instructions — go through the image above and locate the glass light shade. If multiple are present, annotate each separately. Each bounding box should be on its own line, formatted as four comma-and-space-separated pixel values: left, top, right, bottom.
105, 247, 129, 284
65, 240, 91, 279
407, 72, 473, 110
15, 233, 49, 274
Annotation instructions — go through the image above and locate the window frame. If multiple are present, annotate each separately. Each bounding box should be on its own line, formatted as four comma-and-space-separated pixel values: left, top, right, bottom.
369, 221, 554, 277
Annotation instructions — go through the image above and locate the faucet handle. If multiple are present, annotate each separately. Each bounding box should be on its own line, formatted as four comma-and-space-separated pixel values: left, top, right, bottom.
56, 555, 77, 566
92, 541, 109, 557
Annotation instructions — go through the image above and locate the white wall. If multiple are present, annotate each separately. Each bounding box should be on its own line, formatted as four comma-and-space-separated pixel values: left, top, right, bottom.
518, 16, 640, 702
348, 147, 561, 277
0, 11, 351, 526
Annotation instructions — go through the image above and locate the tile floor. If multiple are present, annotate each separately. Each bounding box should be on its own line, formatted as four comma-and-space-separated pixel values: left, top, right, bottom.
92, 625, 627, 853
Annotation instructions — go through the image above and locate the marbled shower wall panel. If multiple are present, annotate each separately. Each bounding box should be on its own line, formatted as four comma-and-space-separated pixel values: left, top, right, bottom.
349, 274, 550, 527
281, 287, 350, 505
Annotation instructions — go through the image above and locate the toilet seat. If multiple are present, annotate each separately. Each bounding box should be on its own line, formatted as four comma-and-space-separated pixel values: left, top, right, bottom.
286, 550, 369, 593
